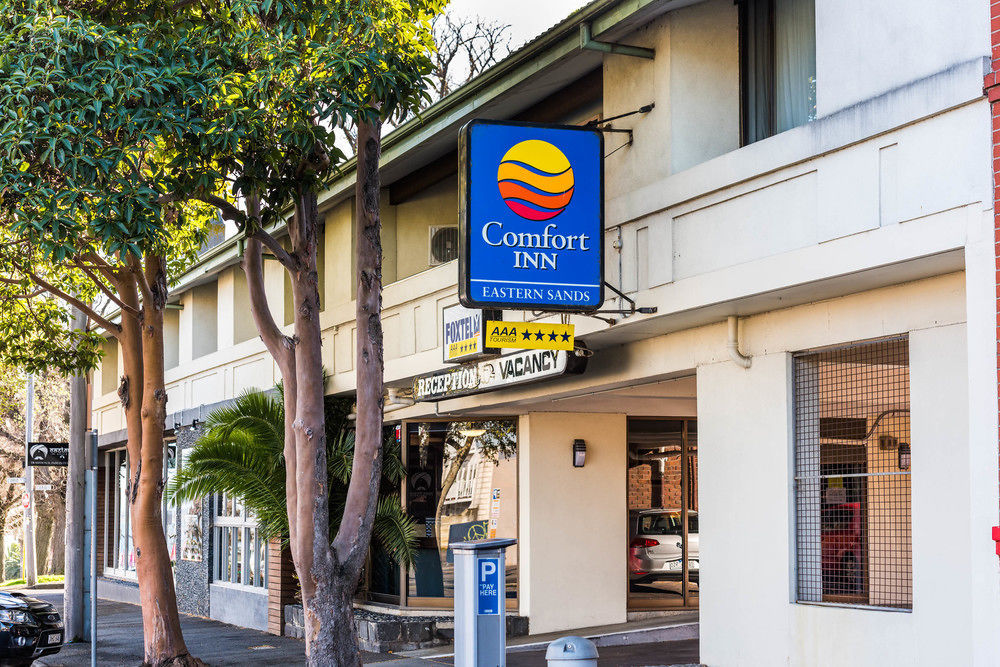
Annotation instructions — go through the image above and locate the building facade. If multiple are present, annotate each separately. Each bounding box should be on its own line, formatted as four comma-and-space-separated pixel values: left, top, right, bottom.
92, 0, 1000, 664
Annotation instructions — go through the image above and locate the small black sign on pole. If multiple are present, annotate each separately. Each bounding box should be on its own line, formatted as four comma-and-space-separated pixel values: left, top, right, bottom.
26, 442, 69, 467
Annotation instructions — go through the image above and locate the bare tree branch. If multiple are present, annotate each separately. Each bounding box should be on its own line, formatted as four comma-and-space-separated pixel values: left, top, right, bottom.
9, 261, 121, 337
251, 229, 298, 272
72, 261, 140, 318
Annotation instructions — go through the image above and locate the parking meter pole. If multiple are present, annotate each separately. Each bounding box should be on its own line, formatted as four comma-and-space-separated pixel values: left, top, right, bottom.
453, 538, 517, 667
89, 429, 98, 667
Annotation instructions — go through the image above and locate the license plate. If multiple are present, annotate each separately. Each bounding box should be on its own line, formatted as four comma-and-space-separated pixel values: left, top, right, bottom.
667, 560, 683, 570
46, 632, 61, 645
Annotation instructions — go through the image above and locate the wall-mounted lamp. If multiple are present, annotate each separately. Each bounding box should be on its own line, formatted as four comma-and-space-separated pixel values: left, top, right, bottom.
173, 422, 181, 431
898, 443, 910, 471
191, 418, 200, 429
573, 439, 587, 468
459, 428, 486, 439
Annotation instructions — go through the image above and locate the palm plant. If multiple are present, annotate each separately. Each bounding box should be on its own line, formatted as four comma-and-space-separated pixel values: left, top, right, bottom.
168, 388, 418, 564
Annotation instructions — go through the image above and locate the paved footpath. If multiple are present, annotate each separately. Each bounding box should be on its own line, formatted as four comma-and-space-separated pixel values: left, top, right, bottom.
27, 589, 698, 666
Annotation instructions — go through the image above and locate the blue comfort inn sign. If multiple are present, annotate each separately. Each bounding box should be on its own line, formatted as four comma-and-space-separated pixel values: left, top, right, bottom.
459, 119, 604, 312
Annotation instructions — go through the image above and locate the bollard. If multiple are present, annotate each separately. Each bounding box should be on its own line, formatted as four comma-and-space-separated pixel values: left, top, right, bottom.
453, 537, 517, 667
545, 636, 599, 667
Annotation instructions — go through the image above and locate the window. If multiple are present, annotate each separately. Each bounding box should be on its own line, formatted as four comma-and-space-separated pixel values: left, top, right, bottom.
191, 281, 218, 359
104, 444, 182, 577
793, 337, 911, 610
212, 492, 266, 588
404, 420, 518, 604
163, 442, 178, 561
178, 449, 204, 562
740, 0, 816, 144
105, 449, 136, 577
100, 339, 119, 396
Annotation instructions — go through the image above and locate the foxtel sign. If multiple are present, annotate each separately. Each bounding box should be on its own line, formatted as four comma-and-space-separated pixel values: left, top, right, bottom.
458, 119, 605, 312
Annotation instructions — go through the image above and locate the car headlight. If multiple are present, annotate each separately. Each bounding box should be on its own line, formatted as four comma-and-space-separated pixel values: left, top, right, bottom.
0, 609, 34, 624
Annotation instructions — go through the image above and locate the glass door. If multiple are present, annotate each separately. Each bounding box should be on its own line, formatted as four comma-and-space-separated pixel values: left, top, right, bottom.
627, 418, 699, 609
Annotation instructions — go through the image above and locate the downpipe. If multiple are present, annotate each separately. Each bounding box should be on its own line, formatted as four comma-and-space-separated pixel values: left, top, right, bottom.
727, 316, 752, 369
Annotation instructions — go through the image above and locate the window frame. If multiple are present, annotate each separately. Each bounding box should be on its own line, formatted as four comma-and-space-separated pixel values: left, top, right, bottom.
211, 491, 267, 590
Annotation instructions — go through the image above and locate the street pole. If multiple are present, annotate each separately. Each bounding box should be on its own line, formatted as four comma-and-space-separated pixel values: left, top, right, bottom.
23, 373, 35, 588
64, 307, 88, 640
89, 428, 97, 667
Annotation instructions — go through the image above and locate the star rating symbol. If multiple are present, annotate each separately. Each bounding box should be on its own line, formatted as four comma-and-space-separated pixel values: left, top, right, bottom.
560, 332, 571, 342
521, 330, 532, 341
547, 332, 557, 341
533, 331, 544, 340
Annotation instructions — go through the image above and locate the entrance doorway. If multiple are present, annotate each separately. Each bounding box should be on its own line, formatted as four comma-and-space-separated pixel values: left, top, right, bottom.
627, 418, 699, 609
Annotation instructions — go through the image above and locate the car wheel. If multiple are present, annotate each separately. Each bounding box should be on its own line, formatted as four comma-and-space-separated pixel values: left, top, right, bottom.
842, 554, 863, 594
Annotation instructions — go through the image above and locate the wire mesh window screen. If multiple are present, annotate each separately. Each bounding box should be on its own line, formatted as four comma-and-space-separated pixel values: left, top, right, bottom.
793, 336, 911, 610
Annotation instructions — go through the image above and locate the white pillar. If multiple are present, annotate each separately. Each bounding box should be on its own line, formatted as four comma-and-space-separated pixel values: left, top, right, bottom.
517, 412, 626, 634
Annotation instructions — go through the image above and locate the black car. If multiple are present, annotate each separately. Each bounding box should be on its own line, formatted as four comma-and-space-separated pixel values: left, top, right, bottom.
0, 591, 63, 666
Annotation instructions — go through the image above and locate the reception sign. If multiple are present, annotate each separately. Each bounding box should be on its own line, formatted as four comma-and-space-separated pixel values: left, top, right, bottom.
413, 348, 588, 402
459, 120, 604, 312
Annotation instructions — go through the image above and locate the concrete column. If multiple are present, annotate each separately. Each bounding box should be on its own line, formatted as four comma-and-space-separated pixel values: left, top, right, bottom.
697, 353, 792, 667
963, 207, 1000, 665
517, 412, 627, 634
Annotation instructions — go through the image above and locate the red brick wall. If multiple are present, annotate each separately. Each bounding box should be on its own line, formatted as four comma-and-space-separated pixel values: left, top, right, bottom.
628, 464, 653, 509
988, 0, 1000, 557
266, 539, 298, 635
661, 454, 682, 509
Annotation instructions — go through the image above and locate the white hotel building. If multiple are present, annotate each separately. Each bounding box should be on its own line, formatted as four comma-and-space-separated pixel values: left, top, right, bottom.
91, 0, 1000, 664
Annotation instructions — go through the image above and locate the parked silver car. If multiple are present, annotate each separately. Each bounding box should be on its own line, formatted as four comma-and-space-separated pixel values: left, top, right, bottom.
628, 509, 699, 582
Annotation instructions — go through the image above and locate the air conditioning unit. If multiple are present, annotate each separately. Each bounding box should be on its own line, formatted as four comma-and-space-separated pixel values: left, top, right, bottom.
429, 226, 459, 266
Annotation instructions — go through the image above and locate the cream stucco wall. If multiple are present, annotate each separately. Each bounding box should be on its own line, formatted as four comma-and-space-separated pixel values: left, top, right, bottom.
394, 176, 458, 281
518, 412, 627, 634
696, 297, 997, 665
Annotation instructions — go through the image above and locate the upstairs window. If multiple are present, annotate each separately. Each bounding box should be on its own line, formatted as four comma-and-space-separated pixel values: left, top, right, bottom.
740, 0, 817, 144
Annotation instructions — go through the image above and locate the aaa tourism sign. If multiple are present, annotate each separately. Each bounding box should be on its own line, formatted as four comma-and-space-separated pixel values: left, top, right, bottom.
459, 120, 604, 312
485, 320, 575, 351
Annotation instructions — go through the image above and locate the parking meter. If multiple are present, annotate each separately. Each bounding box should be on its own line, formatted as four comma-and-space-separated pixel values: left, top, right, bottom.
453, 538, 517, 667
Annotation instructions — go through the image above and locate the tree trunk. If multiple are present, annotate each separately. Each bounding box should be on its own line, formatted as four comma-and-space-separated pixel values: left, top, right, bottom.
34, 516, 52, 576
323, 117, 387, 666
240, 120, 386, 665
284, 186, 339, 664
64, 306, 88, 638
45, 508, 64, 574
242, 195, 301, 571
116, 266, 202, 667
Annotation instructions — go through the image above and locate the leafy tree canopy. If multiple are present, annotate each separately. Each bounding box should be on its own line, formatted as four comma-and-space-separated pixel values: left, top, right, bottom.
0, 0, 221, 373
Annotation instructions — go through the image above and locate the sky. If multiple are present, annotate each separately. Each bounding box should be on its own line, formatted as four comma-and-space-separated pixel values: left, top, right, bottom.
446, 0, 593, 48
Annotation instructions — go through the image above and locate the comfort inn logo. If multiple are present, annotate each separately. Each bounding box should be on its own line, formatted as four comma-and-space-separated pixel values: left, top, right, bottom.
497, 140, 575, 221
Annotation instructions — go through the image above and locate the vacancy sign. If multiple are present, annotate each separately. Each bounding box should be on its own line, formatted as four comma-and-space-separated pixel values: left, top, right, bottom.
459, 119, 604, 312
485, 321, 574, 351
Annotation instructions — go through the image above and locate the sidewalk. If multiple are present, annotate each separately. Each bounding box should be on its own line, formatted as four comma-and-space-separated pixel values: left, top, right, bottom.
27, 589, 699, 666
